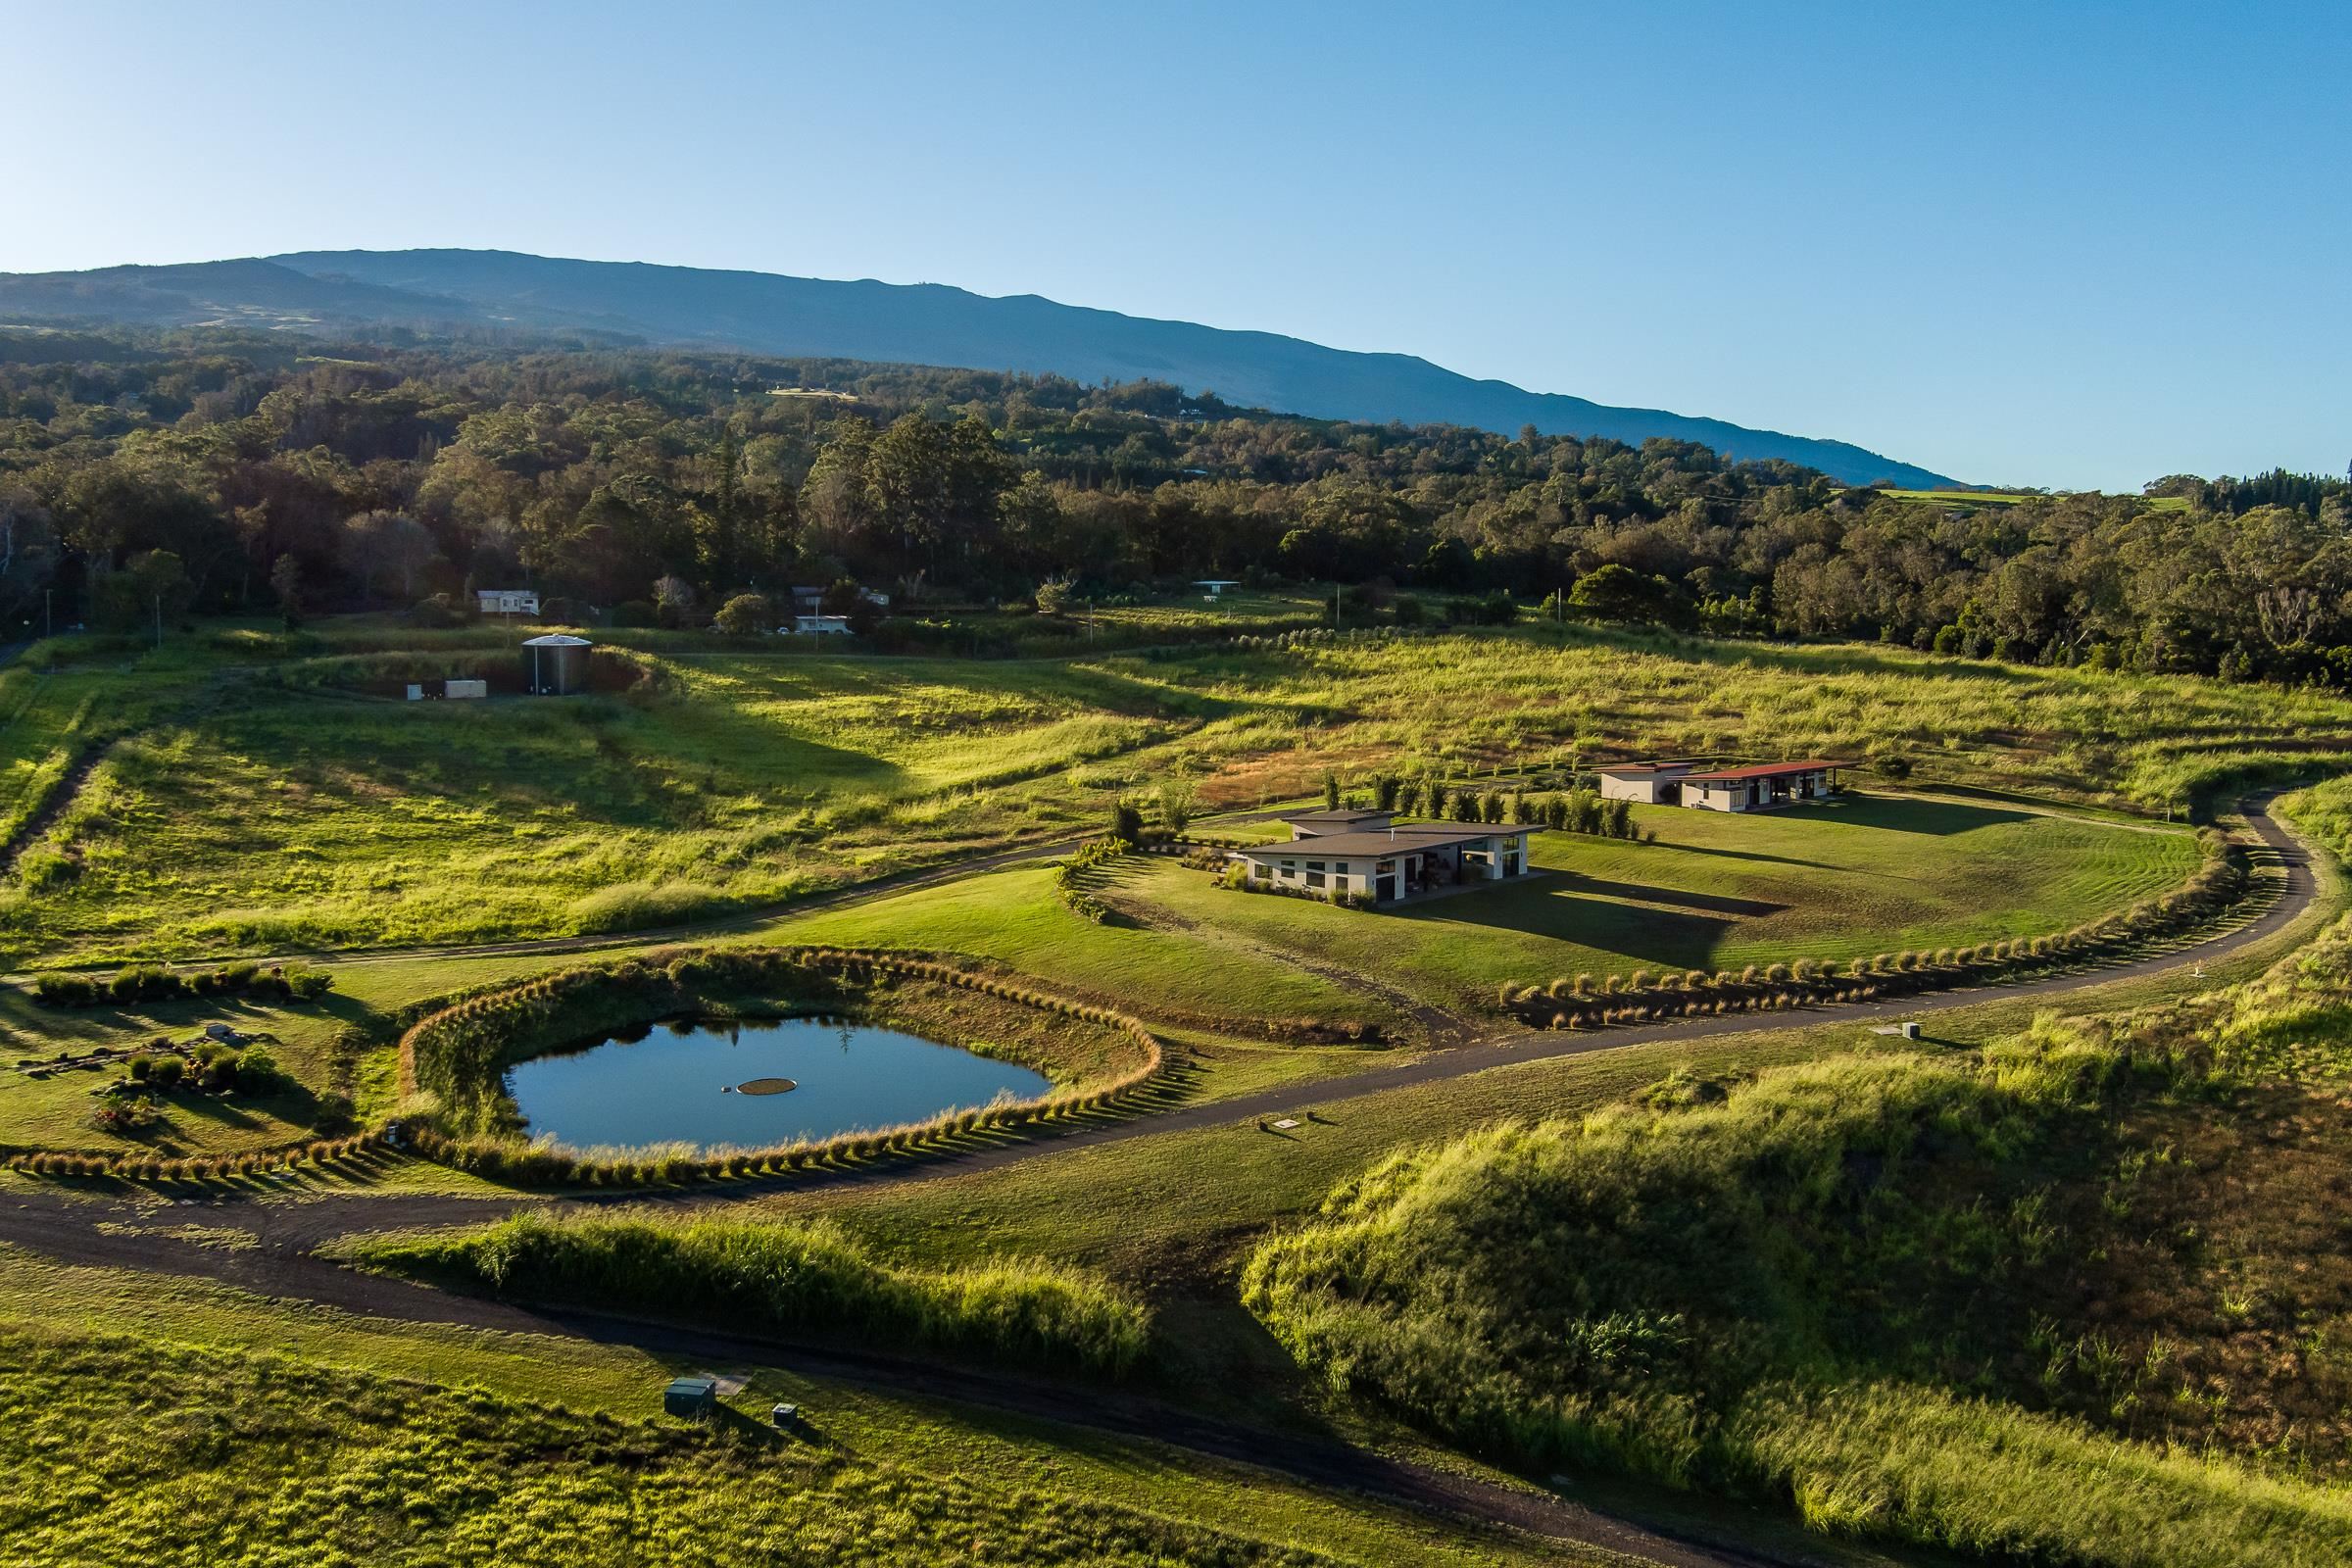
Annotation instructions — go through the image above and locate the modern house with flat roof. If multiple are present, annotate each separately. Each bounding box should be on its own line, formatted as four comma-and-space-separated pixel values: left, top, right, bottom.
1230, 817, 1531, 904
1679, 760, 1846, 812
1595, 761, 1699, 805
1280, 808, 1396, 839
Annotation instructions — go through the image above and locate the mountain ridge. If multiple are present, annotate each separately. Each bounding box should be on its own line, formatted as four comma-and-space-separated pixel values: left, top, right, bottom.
0, 248, 1961, 487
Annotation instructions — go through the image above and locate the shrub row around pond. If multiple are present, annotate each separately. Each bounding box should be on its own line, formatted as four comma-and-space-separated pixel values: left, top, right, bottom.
1502, 829, 2252, 1029
5, 1131, 387, 1183
396, 945, 1169, 1188
32, 960, 333, 1009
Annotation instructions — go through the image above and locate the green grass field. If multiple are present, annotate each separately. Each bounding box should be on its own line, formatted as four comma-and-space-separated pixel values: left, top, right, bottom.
0, 621, 2336, 963
1878, 488, 2190, 514
764, 864, 1388, 1028
0, 1250, 1601, 1568
781, 793, 2202, 1016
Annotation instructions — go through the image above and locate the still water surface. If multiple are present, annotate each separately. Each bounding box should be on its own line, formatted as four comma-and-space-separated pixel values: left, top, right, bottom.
507, 1016, 1050, 1151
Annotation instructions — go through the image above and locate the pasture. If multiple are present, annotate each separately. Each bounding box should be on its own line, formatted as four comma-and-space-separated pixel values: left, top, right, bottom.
780, 793, 2204, 1017
1129, 793, 2201, 1009
0, 621, 2338, 962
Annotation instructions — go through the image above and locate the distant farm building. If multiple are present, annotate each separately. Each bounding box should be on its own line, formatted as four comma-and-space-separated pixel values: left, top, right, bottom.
405, 678, 486, 701
522, 633, 591, 695
1597, 759, 1848, 812
1679, 760, 1847, 812
1596, 761, 1699, 805
1230, 813, 1531, 904
1194, 579, 1241, 600
477, 588, 539, 616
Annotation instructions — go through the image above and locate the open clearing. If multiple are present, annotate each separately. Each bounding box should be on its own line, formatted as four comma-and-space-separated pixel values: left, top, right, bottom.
778, 792, 2202, 1015
0, 621, 2342, 961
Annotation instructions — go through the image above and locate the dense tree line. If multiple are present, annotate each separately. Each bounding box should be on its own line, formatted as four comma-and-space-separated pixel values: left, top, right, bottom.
1, 325, 2347, 682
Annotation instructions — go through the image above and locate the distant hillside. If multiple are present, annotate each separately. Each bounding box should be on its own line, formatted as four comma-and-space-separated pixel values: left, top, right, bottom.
0, 248, 1960, 487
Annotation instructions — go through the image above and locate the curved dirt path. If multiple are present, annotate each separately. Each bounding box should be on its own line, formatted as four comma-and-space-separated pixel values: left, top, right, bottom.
0, 799, 2321, 1567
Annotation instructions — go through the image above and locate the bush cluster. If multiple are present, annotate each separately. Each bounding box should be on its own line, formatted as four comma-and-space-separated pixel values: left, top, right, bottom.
1225, 624, 1426, 653
32, 961, 333, 1009
395, 946, 1170, 1187
1500, 830, 2251, 1028
358, 1210, 1151, 1377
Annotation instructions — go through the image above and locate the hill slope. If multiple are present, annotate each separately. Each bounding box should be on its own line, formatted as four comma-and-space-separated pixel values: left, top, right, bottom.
0, 248, 1958, 486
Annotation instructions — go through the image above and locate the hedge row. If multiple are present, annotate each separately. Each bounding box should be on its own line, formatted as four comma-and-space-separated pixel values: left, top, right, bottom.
1225, 625, 1428, 653
5, 1131, 386, 1183
32, 960, 333, 1008
395, 946, 1171, 1187
1054, 835, 1130, 924
1503, 830, 2253, 1029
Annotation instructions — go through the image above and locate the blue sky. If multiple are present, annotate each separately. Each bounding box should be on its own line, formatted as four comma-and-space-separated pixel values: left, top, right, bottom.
6, 0, 2344, 489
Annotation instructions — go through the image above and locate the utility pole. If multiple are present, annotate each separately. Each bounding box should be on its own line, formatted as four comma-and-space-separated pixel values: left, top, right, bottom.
1333, 581, 1341, 629
43, 588, 51, 641
153, 593, 163, 649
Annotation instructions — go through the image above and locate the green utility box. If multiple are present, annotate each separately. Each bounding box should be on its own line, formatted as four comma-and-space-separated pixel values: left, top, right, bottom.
663, 1377, 718, 1419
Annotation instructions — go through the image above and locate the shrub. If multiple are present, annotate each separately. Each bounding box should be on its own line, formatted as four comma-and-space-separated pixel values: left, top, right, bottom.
358, 1210, 1150, 1376
713, 593, 773, 636
32, 974, 101, 1007
146, 1057, 184, 1090
233, 1046, 286, 1093
285, 966, 335, 1002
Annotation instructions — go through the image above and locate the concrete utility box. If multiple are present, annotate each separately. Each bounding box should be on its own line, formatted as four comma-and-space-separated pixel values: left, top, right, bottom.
522, 633, 591, 695
1900, 1021, 1922, 1040
663, 1377, 718, 1419
406, 683, 424, 702
444, 678, 487, 700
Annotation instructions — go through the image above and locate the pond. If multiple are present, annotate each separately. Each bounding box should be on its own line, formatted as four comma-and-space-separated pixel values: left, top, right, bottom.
506, 1016, 1053, 1152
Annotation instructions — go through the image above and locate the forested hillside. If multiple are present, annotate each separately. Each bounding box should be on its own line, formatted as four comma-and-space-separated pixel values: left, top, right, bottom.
2, 326, 2347, 683
0, 248, 1959, 486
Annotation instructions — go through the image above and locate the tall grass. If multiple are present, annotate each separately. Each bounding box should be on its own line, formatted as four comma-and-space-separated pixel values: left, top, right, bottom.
358, 1209, 1151, 1376
0, 1329, 1321, 1567
1242, 1008, 2352, 1567
1731, 1380, 2352, 1568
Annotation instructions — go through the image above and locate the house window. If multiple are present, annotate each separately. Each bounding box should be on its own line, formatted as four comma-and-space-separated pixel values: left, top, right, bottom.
1306, 871, 1326, 889
1306, 860, 1325, 872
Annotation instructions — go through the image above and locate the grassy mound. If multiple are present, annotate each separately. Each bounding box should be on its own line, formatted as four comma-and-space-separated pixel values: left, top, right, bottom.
0, 1329, 1315, 1567
1243, 1023, 2352, 1567
357, 1209, 1151, 1377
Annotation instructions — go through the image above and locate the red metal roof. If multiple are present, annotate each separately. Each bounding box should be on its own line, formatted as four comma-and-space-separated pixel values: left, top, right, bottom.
1682, 759, 1848, 782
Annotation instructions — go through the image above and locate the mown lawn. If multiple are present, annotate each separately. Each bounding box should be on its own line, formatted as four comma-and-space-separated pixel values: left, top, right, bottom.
763, 864, 1386, 1029
1119, 793, 2203, 1010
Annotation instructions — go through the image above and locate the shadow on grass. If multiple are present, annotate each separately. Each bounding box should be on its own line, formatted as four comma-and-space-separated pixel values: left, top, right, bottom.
1541, 876, 1788, 920
1824, 796, 2031, 837
1396, 885, 1749, 970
